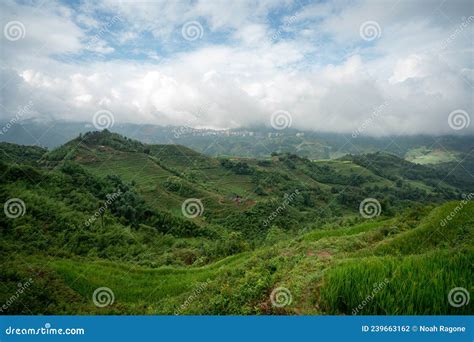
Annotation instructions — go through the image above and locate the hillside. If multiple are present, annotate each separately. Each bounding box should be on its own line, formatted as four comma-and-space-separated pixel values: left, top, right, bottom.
0, 130, 472, 315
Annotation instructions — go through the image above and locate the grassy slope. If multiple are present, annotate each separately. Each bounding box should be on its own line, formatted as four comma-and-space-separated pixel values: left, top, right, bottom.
49, 253, 250, 313
405, 147, 459, 165
9, 201, 468, 315
320, 250, 472, 315
64, 136, 258, 219
74, 140, 461, 225
1, 132, 472, 315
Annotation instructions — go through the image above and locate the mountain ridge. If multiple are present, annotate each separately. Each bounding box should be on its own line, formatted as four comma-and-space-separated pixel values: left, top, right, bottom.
2, 120, 473, 160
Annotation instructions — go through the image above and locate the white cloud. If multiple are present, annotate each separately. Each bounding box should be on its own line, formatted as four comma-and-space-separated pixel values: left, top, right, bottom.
0, 0, 472, 136
0, 0, 84, 58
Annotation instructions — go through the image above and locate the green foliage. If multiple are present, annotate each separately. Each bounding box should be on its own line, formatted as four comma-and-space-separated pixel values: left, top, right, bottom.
220, 159, 254, 175
1, 131, 473, 315
0, 142, 46, 164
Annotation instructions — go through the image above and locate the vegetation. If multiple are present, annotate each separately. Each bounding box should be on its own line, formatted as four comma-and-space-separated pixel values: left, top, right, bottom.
0, 130, 472, 315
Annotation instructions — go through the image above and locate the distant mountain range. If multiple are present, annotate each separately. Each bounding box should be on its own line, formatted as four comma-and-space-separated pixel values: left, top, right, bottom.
1, 119, 473, 162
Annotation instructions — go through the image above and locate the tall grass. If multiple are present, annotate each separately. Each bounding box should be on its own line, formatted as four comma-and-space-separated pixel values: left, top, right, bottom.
366, 201, 474, 256
319, 249, 473, 315
50, 253, 250, 307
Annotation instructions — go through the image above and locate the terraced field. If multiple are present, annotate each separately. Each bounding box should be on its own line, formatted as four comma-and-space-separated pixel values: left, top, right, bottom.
49, 253, 251, 314
79, 147, 259, 217
1, 131, 472, 315
6, 201, 466, 315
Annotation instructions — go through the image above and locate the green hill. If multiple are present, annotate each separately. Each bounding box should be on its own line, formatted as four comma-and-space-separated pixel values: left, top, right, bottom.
0, 130, 472, 315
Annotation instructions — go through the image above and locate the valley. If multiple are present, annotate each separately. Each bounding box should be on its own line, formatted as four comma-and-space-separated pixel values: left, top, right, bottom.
1, 130, 472, 315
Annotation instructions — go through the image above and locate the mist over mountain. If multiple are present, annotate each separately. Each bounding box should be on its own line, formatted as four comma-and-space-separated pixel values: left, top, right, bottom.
1, 119, 473, 161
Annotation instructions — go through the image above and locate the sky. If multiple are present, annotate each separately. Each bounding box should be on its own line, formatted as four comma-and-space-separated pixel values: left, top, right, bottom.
0, 0, 473, 136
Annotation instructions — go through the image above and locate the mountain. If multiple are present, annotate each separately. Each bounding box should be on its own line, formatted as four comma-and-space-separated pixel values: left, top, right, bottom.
1, 119, 473, 162
0, 130, 472, 315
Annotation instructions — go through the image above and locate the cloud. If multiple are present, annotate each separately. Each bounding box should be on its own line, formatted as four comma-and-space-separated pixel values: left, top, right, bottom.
1, 0, 84, 59
0, 0, 472, 136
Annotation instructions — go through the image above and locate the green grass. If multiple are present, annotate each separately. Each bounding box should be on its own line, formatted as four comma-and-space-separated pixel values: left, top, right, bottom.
76, 201, 471, 315
2, 200, 472, 315
405, 147, 459, 165
47, 253, 251, 313
80, 149, 262, 218
365, 201, 474, 256
302, 219, 393, 242
319, 249, 473, 315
